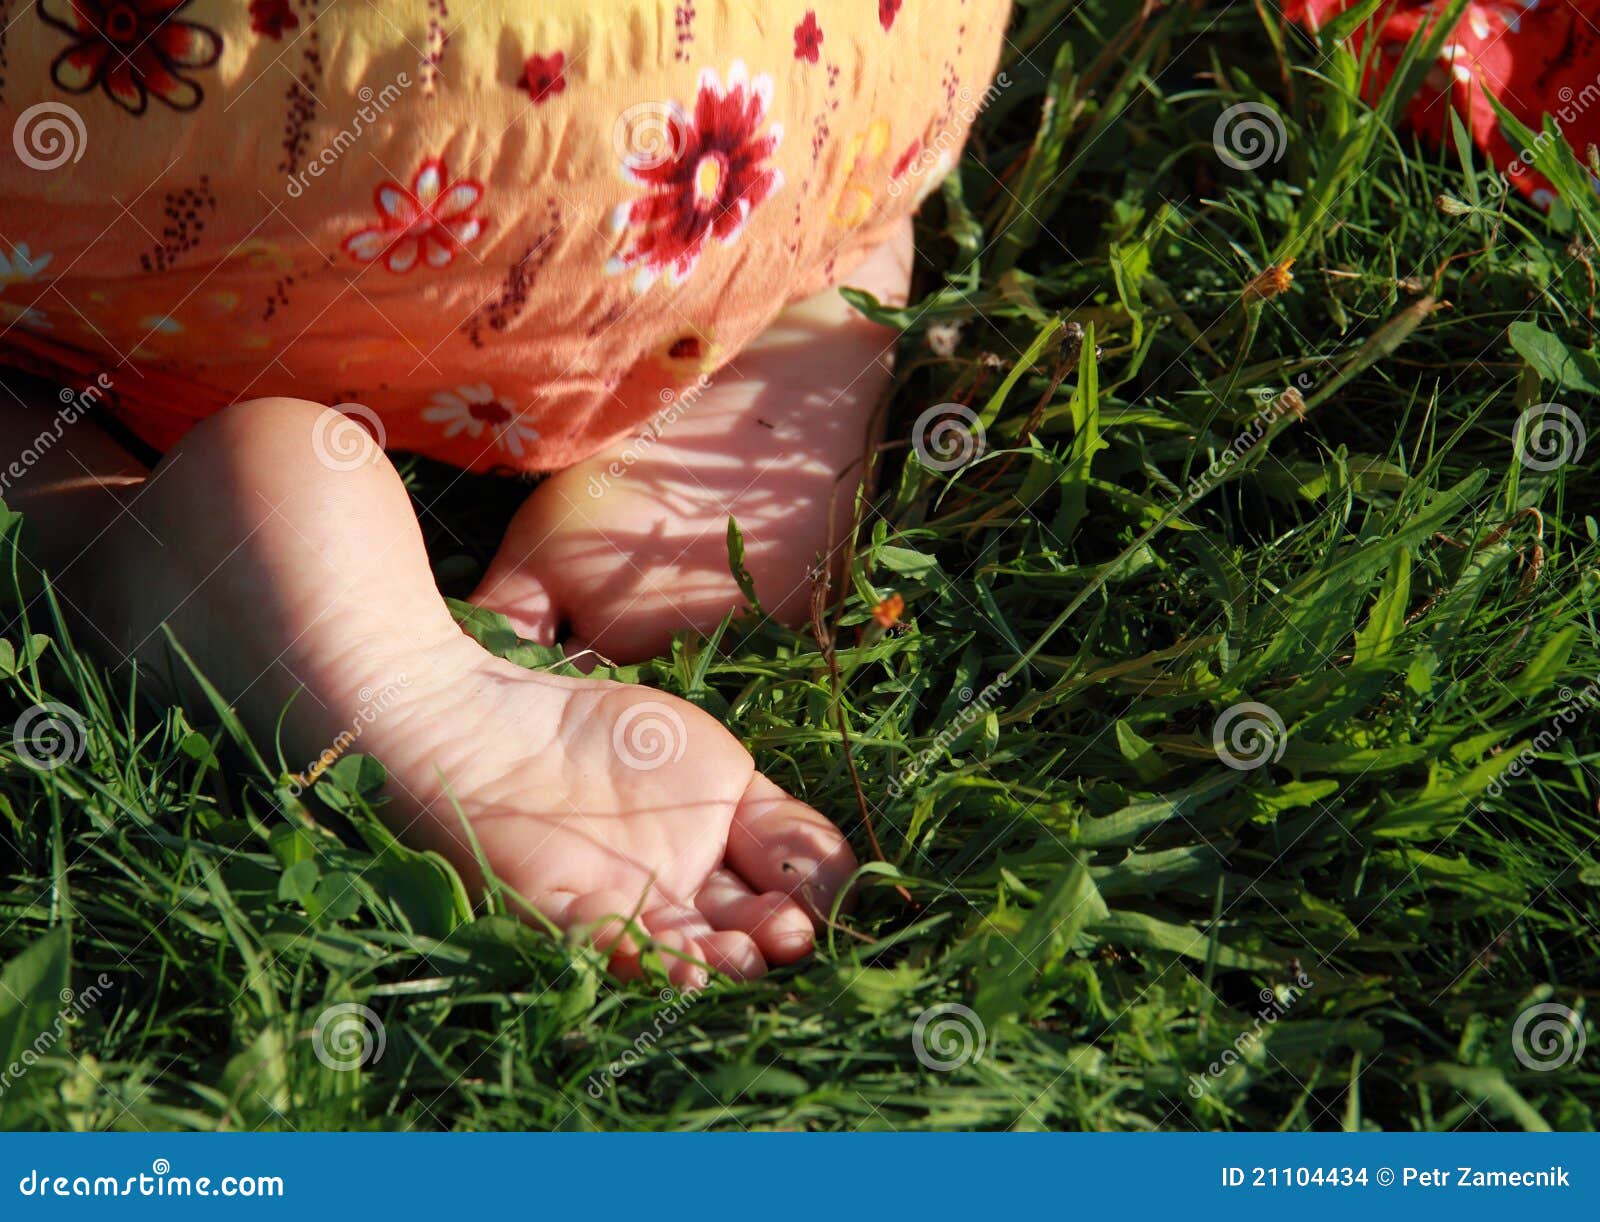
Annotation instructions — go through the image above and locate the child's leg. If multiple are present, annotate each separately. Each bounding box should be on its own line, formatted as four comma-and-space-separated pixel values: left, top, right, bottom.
0, 386, 855, 985
472, 220, 913, 661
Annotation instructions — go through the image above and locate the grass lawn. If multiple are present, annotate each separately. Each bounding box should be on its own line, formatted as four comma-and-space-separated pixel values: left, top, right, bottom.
3, 0, 1599, 1131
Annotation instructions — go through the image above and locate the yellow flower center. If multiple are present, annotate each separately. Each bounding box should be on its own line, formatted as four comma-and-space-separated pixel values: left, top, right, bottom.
693, 154, 725, 205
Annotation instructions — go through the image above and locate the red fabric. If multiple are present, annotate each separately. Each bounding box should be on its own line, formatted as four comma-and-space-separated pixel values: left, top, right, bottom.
1287, 1, 1600, 206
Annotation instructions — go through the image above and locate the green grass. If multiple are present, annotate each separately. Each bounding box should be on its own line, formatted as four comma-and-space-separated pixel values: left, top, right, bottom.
3, 0, 1600, 1131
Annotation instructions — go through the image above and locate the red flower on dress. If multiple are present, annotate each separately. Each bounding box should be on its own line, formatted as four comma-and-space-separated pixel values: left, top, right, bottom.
250, 0, 299, 39
342, 159, 487, 275
794, 12, 823, 62
880, 0, 903, 31
607, 62, 784, 291
40, 0, 223, 114
523, 51, 566, 102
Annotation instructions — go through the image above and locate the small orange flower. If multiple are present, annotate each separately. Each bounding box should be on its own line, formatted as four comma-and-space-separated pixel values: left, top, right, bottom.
872, 594, 904, 628
1243, 258, 1295, 302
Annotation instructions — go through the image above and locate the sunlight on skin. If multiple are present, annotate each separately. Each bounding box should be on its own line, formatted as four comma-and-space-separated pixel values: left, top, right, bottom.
0, 226, 913, 987
472, 220, 915, 661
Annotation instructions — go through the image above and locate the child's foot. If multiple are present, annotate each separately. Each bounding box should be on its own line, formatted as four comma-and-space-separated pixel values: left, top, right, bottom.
472, 222, 913, 661
339, 644, 858, 988
14, 392, 856, 988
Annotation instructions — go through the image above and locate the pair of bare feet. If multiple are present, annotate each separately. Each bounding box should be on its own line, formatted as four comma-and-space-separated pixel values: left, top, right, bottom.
2, 224, 912, 990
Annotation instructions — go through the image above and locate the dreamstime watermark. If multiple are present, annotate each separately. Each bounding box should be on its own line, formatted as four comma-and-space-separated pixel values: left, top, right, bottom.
12, 101, 86, 171
1212, 701, 1289, 770
285, 676, 411, 796
310, 403, 386, 471
311, 1002, 386, 1071
911, 1002, 986, 1071
17, 1160, 283, 1199
585, 987, 699, 1095
285, 71, 412, 197
1, 374, 115, 496
1486, 674, 1598, 798
10, 702, 89, 772
889, 72, 1012, 200
887, 673, 1011, 798
1511, 1001, 1586, 1071
1512, 402, 1586, 472
1212, 101, 1287, 171
1505, 73, 1600, 182
0, 975, 112, 1100
613, 100, 688, 171
911, 402, 987, 472
1185, 383, 1308, 500
611, 702, 688, 771
1187, 971, 1314, 1097
585, 375, 712, 498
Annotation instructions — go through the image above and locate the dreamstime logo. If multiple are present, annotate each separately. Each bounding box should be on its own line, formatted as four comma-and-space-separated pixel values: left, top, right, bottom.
1513, 403, 1586, 472
16, 1159, 284, 1198
13, 102, 87, 171
889, 72, 1011, 201
1487, 674, 1600, 798
585, 374, 712, 498
611, 702, 688, 771
0, 973, 112, 1100
285, 70, 411, 197
311, 1002, 386, 1071
11, 702, 88, 771
1212, 101, 1286, 171
1185, 383, 1309, 500
1188, 972, 1314, 1097
1212, 702, 1288, 770
310, 403, 386, 471
911, 402, 986, 473
911, 1003, 986, 1071
1505, 72, 1600, 183
613, 101, 688, 170
1, 373, 115, 496
285, 675, 411, 797
585, 987, 700, 1096
1511, 1001, 1586, 1071
887, 673, 1012, 798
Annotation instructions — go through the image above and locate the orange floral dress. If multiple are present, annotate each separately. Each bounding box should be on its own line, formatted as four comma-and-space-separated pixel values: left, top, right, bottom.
0, 0, 1010, 474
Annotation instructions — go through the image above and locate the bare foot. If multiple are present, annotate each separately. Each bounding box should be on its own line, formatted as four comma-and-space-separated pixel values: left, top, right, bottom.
472, 220, 913, 661
338, 646, 858, 988
2, 389, 857, 988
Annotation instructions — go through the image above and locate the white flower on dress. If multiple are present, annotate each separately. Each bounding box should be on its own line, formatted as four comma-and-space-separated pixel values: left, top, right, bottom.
422, 383, 540, 457
0, 243, 53, 286
0, 303, 52, 331
343, 159, 486, 275
0, 244, 54, 329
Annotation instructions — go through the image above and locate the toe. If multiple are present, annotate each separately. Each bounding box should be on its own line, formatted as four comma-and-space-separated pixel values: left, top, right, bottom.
726, 773, 858, 918
537, 888, 650, 976
649, 929, 710, 991
643, 903, 717, 942
469, 566, 560, 645
699, 930, 768, 981
694, 869, 816, 965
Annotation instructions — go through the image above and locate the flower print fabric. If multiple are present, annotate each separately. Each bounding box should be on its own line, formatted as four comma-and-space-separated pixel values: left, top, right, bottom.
42, 0, 223, 114
0, 0, 1011, 475
342, 159, 487, 275
606, 61, 784, 292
